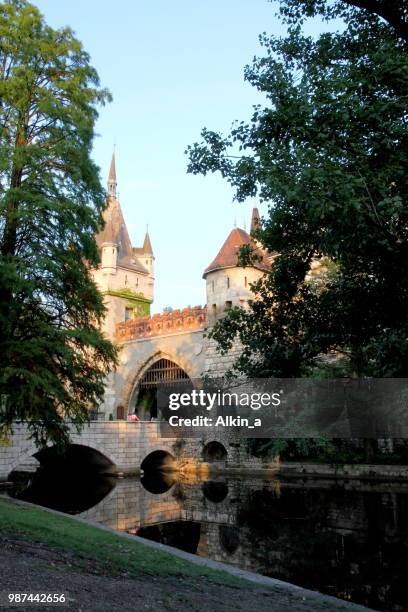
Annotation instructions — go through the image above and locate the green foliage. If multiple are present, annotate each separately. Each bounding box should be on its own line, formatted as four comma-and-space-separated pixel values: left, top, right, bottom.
187, 0, 408, 379
0, 0, 118, 448
248, 435, 336, 461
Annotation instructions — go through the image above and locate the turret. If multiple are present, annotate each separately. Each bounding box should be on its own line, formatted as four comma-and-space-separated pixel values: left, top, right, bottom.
203, 209, 271, 324
141, 230, 154, 276
100, 242, 118, 274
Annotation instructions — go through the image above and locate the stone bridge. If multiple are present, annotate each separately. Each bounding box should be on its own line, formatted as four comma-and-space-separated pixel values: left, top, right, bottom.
80, 477, 238, 532
0, 421, 244, 481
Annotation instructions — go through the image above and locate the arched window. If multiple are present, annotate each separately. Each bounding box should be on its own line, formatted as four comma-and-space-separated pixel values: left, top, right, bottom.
227, 277, 230, 288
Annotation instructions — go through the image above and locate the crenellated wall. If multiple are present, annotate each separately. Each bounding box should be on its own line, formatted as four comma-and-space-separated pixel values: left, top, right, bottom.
116, 306, 207, 341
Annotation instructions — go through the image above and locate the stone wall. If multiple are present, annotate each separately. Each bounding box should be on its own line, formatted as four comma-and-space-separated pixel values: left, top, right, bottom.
113, 328, 206, 413
0, 420, 258, 481
0, 422, 177, 481
203, 335, 243, 378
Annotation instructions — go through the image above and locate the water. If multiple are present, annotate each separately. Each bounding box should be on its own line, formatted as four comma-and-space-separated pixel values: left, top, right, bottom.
9, 469, 408, 611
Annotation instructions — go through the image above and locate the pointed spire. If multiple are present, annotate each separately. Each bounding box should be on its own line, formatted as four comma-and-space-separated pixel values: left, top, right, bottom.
250, 207, 261, 234
108, 151, 117, 198
143, 230, 153, 255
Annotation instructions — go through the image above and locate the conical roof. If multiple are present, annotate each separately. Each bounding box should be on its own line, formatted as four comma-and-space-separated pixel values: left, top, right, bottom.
203, 227, 271, 277
96, 196, 148, 273
108, 153, 116, 183
143, 231, 153, 254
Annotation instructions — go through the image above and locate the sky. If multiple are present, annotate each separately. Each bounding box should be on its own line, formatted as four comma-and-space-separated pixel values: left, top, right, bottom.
33, 0, 328, 313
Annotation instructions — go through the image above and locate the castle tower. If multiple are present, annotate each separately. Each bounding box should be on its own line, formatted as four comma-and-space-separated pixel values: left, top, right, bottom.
132, 229, 155, 285
203, 209, 271, 325
92, 153, 155, 338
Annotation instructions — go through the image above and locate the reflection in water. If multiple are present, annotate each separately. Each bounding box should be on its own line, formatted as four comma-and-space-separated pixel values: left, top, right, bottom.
219, 525, 240, 555
138, 521, 201, 554
141, 469, 176, 494
11, 470, 116, 514
9, 467, 408, 611
202, 481, 228, 503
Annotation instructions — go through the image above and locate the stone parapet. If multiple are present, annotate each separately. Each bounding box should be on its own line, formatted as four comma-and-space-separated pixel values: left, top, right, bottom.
116, 306, 207, 342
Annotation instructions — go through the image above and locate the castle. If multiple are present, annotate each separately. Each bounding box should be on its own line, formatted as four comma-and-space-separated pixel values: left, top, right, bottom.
91, 155, 272, 420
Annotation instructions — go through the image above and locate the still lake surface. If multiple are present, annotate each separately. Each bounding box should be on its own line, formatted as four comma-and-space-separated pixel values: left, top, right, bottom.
9, 468, 408, 611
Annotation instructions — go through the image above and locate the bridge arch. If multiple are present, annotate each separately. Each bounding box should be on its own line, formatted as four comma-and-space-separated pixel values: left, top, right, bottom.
34, 444, 117, 474
8, 440, 118, 480
203, 440, 228, 463
141, 449, 176, 473
140, 447, 177, 494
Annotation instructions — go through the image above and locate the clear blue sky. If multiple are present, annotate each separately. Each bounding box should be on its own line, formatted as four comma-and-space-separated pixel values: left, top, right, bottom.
34, 0, 329, 312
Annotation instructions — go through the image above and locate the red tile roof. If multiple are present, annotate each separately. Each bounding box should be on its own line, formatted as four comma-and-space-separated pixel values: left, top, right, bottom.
203, 227, 271, 277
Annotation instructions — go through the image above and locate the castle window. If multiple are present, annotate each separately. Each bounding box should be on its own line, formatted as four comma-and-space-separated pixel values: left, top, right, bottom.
225, 301, 232, 310
227, 277, 230, 288
212, 304, 217, 316
244, 276, 248, 287
125, 307, 133, 321
136, 277, 139, 287
146, 260, 149, 265
125, 274, 128, 285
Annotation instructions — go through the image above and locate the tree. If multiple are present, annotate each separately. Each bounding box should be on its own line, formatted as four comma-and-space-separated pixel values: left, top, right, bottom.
187, 0, 408, 378
279, 0, 408, 43
0, 0, 118, 448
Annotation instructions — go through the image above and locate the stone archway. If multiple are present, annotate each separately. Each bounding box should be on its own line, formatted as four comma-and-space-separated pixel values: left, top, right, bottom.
203, 441, 228, 463
128, 353, 192, 420
140, 448, 177, 494
141, 449, 175, 473
122, 350, 196, 416
34, 444, 117, 474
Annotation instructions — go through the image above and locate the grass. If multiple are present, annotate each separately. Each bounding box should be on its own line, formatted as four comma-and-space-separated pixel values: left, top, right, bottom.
0, 497, 246, 588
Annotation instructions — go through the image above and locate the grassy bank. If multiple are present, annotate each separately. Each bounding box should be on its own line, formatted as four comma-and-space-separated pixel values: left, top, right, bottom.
0, 497, 243, 587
